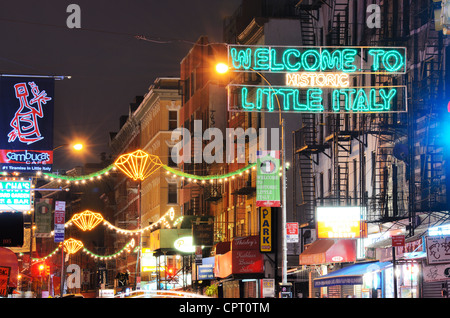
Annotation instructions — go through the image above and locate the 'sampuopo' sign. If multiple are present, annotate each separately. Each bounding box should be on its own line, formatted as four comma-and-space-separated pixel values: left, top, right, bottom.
0, 76, 55, 172
227, 45, 407, 114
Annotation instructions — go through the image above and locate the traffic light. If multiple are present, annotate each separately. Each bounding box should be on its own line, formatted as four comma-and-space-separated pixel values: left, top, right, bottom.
34, 262, 50, 277
166, 267, 176, 279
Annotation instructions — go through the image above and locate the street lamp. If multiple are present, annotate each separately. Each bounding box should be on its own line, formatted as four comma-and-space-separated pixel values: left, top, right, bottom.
53, 143, 84, 151
216, 62, 290, 294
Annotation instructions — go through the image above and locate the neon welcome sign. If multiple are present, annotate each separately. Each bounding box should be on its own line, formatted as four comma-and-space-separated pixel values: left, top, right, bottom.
227, 45, 407, 114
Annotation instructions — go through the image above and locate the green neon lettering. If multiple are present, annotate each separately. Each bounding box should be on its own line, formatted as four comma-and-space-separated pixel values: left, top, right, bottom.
379, 88, 397, 110
368, 49, 385, 71
332, 90, 341, 112
282, 49, 301, 71
293, 90, 308, 111
254, 48, 270, 71
320, 49, 342, 71
270, 48, 285, 71
257, 88, 273, 111
382, 50, 404, 72
333, 89, 356, 112
352, 89, 370, 111
301, 49, 321, 71
370, 89, 384, 111
308, 88, 324, 112
238, 86, 400, 113
276, 89, 294, 111
342, 49, 358, 72
241, 87, 255, 110
230, 47, 252, 70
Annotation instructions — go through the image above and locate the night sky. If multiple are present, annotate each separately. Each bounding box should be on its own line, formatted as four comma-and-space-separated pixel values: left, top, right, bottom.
0, 0, 241, 170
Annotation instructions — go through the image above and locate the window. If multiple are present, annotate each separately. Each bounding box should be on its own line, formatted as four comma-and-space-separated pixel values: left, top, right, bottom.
169, 111, 178, 130
168, 147, 177, 167
319, 172, 324, 203
168, 183, 177, 204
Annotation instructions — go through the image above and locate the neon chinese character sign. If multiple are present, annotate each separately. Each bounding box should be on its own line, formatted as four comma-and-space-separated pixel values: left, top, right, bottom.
227, 45, 407, 114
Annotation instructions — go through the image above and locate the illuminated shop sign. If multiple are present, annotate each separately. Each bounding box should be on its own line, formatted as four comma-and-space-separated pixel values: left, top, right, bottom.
174, 236, 196, 253
0, 77, 55, 172
228, 85, 406, 113
316, 206, 367, 239
428, 224, 450, 236
0, 180, 32, 212
228, 46, 406, 74
227, 45, 407, 114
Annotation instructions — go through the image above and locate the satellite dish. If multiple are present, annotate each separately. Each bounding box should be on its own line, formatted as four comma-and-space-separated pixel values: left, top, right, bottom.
393, 143, 408, 162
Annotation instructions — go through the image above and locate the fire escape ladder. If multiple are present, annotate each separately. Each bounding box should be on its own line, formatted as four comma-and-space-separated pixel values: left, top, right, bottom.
333, 114, 351, 205
328, 0, 349, 46
418, 14, 445, 212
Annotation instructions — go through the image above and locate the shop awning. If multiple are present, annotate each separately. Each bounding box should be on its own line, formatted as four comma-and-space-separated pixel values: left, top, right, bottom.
299, 239, 356, 265
313, 261, 392, 288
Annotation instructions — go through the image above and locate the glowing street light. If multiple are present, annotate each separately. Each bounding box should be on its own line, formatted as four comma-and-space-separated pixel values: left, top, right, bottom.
53, 143, 84, 151
73, 143, 83, 151
215, 62, 229, 74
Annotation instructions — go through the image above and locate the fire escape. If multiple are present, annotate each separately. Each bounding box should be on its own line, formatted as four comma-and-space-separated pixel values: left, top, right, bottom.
293, 0, 325, 228
367, 0, 409, 223
408, 1, 447, 235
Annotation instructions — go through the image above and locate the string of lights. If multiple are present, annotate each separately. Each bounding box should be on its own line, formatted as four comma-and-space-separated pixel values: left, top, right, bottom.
31, 238, 136, 262
38, 149, 258, 184
57, 207, 178, 235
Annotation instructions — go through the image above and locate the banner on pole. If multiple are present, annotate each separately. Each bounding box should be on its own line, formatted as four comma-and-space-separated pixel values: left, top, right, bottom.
256, 150, 280, 207
35, 198, 53, 237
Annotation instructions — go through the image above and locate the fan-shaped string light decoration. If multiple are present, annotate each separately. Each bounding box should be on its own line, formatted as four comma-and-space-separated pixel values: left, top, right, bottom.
32, 239, 137, 262
114, 149, 163, 181
63, 238, 84, 255
71, 210, 104, 231
62, 207, 178, 235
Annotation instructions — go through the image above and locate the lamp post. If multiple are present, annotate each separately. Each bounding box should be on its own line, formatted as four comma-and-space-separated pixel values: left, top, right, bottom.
53, 143, 83, 151
216, 63, 291, 295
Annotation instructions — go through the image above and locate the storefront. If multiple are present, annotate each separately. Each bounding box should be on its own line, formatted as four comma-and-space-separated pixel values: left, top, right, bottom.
374, 233, 425, 298
313, 261, 392, 298
298, 239, 358, 297
422, 226, 450, 298
148, 228, 194, 290
213, 236, 265, 298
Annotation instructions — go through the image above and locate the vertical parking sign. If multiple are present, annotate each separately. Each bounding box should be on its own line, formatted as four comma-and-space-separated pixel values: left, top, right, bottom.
260, 207, 273, 253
